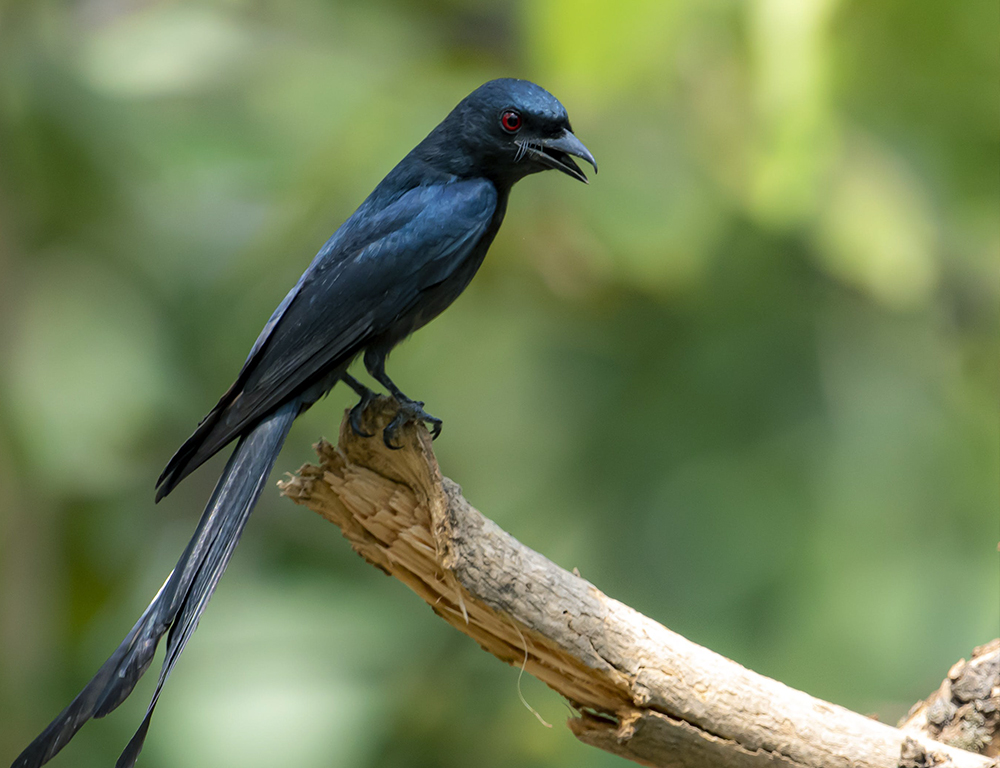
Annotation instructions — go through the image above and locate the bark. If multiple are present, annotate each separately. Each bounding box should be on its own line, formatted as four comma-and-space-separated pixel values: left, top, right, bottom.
278, 397, 997, 768
898, 640, 999, 758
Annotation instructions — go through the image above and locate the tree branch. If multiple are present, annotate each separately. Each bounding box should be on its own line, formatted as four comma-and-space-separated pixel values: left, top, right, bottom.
278, 397, 997, 768
898, 640, 999, 759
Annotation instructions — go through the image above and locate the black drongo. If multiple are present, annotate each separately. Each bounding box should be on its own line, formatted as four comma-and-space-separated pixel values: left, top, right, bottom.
12, 78, 595, 768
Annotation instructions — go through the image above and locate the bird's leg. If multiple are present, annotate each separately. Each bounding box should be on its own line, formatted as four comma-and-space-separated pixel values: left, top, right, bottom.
363, 349, 443, 449
340, 373, 379, 438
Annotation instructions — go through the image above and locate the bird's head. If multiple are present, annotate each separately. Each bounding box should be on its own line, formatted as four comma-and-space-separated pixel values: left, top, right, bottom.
424, 79, 597, 186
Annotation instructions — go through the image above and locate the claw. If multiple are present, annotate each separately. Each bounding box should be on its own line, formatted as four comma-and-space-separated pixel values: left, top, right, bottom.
348, 388, 378, 438
349, 402, 373, 437
383, 411, 406, 450
382, 399, 443, 448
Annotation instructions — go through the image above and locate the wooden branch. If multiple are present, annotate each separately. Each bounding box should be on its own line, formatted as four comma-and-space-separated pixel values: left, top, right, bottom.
278, 397, 997, 768
898, 640, 999, 758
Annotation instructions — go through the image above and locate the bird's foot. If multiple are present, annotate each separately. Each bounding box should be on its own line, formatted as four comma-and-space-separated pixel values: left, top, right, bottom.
348, 387, 380, 438
383, 398, 442, 449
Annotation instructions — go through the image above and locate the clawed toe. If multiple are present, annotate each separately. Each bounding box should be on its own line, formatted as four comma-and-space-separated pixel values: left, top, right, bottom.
348, 389, 378, 438
382, 400, 443, 449
349, 403, 373, 437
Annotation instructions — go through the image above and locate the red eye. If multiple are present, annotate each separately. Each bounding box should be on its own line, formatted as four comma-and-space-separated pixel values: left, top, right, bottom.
500, 110, 522, 133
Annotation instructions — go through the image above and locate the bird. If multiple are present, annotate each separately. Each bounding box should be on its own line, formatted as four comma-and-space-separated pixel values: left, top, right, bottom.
11, 78, 595, 768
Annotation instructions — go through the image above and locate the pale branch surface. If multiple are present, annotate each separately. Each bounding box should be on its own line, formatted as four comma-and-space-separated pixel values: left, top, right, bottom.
278, 397, 997, 768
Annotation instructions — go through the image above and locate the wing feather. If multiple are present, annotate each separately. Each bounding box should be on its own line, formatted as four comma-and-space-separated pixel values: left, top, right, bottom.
156, 179, 496, 498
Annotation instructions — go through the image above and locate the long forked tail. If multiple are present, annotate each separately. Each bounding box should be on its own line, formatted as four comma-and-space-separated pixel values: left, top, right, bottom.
12, 400, 299, 768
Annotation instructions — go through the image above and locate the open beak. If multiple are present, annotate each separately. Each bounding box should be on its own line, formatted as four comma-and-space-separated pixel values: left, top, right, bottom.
532, 129, 598, 183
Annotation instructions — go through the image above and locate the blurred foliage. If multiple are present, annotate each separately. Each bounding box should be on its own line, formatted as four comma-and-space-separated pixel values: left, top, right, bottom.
0, 0, 997, 766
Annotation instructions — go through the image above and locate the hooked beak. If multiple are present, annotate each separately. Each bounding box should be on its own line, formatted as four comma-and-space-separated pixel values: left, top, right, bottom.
529, 129, 598, 184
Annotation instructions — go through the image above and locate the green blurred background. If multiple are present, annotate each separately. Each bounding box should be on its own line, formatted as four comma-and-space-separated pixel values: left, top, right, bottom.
0, 0, 997, 766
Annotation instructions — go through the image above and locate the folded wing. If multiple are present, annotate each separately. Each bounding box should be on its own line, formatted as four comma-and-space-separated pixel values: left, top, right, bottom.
156, 178, 497, 499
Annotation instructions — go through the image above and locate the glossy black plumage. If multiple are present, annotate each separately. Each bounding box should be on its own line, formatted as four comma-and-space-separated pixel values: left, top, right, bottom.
12, 77, 595, 768
154, 177, 500, 498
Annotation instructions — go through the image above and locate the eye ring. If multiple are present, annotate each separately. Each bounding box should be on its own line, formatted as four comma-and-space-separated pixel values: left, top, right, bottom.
500, 110, 522, 133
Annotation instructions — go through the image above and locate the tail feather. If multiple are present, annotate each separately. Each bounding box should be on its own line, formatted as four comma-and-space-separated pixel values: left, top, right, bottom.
154, 402, 229, 502
12, 400, 298, 768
